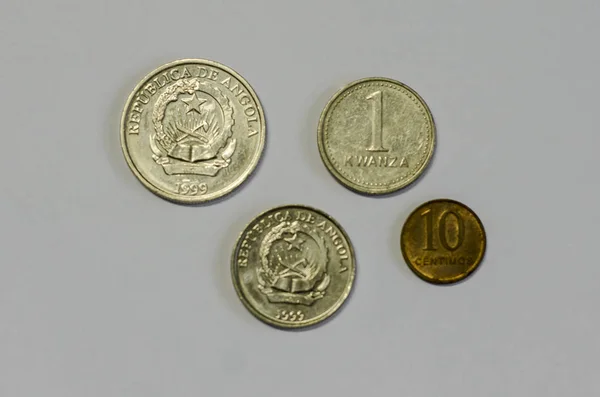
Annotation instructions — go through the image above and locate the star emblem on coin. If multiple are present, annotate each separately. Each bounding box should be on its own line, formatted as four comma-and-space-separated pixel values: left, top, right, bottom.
181, 93, 206, 114
284, 235, 305, 251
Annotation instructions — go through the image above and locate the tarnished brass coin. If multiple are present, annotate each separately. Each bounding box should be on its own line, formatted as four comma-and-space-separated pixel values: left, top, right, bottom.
231, 205, 356, 329
401, 199, 486, 284
317, 77, 435, 194
121, 59, 265, 203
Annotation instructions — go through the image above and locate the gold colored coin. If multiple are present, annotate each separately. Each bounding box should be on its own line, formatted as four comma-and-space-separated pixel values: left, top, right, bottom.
231, 205, 356, 329
317, 77, 435, 194
120, 59, 265, 204
401, 199, 486, 284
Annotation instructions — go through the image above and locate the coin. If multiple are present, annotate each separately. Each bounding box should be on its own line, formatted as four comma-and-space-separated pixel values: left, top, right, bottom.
401, 199, 486, 284
231, 205, 356, 329
121, 59, 265, 204
317, 77, 435, 194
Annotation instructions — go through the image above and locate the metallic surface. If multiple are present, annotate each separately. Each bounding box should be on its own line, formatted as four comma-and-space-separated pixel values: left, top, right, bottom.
231, 205, 355, 329
318, 77, 435, 194
401, 199, 486, 284
121, 59, 265, 203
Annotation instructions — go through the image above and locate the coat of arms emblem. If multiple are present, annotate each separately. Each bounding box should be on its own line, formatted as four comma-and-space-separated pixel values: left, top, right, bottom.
149, 78, 236, 176
257, 221, 331, 305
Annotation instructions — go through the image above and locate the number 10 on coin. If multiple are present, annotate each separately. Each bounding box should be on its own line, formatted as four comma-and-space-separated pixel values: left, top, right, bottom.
401, 199, 486, 284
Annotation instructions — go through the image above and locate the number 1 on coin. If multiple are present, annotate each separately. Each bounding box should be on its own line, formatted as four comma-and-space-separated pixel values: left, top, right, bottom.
366, 90, 388, 152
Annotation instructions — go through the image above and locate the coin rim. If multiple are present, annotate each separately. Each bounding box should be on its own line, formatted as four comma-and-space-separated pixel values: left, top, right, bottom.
317, 77, 436, 195
400, 198, 487, 284
120, 58, 266, 204
231, 204, 356, 329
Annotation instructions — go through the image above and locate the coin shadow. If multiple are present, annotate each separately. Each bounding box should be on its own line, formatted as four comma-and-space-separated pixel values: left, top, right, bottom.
391, 203, 419, 281
214, 206, 267, 324
104, 72, 144, 188
433, 241, 488, 288
302, 82, 349, 179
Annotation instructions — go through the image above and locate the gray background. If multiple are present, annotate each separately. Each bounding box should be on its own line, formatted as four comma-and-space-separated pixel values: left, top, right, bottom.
1, 1, 599, 396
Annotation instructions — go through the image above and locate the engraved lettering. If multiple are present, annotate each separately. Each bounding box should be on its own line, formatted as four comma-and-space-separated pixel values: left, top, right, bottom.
220, 76, 231, 88
244, 230, 257, 243
145, 82, 157, 95
198, 67, 208, 78
128, 123, 139, 134
252, 223, 264, 234
136, 93, 149, 104
296, 211, 309, 223
130, 112, 141, 123
238, 248, 249, 268
239, 95, 251, 106
169, 68, 181, 80
324, 225, 337, 240
209, 70, 219, 80
273, 211, 291, 222
244, 107, 256, 117
175, 180, 208, 196
343, 155, 403, 168
275, 310, 304, 321
258, 218, 273, 230
182, 67, 192, 78
241, 239, 252, 250
219, 78, 260, 135
153, 76, 167, 88
416, 256, 471, 266
230, 84, 245, 97
131, 102, 143, 114
317, 221, 350, 268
